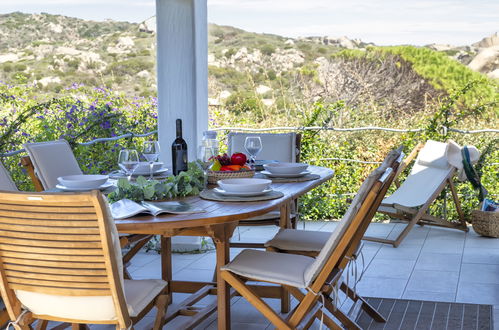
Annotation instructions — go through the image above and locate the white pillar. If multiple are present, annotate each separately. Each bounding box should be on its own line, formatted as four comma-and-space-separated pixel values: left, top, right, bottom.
156, 0, 208, 166
156, 0, 208, 251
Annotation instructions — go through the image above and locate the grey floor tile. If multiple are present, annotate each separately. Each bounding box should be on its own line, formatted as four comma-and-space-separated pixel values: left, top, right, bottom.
465, 230, 499, 249
376, 244, 422, 260
427, 227, 468, 241
463, 247, 499, 265
364, 258, 416, 279
421, 238, 464, 254
460, 263, 499, 285
406, 270, 459, 293
414, 252, 462, 272
356, 276, 407, 299
456, 282, 499, 305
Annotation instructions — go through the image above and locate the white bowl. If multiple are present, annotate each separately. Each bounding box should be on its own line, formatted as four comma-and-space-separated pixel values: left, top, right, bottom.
263, 162, 308, 175
57, 174, 109, 189
133, 162, 164, 175
217, 178, 272, 193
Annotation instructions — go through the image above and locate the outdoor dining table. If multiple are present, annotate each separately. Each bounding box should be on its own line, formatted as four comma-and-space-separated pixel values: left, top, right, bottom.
115, 165, 334, 329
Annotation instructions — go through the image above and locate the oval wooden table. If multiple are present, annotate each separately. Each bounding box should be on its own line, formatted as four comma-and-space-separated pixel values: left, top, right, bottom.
115, 166, 334, 330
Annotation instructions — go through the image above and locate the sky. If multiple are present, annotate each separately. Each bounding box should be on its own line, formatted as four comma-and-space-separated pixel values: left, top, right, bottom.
1, 0, 498, 46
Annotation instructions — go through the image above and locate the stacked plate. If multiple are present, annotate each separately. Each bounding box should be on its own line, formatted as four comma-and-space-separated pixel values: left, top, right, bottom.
261, 162, 310, 178
56, 174, 112, 191
131, 162, 168, 176
214, 178, 273, 197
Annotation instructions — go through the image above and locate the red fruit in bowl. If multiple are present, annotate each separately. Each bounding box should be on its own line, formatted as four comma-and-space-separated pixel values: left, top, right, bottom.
231, 152, 247, 166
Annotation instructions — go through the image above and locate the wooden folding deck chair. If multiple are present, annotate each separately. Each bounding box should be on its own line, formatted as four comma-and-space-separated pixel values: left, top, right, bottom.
263, 147, 403, 328
363, 140, 471, 247
0, 190, 168, 330
21, 140, 153, 279
220, 163, 393, 329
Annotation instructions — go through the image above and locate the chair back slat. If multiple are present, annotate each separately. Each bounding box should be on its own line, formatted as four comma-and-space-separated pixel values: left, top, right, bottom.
0, 191, 128, 324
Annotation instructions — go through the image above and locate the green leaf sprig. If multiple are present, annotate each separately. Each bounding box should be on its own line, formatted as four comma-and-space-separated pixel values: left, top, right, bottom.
107, 161, 204, 203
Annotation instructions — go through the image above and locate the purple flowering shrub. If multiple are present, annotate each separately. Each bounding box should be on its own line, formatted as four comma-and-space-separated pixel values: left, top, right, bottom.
0, 82, 158, 190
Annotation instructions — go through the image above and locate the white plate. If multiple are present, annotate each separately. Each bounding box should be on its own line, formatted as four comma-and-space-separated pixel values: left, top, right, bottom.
130, 167, 168, 176
56, 181, 114, 192
213, 187, 272, 197
261, 170, 310, 178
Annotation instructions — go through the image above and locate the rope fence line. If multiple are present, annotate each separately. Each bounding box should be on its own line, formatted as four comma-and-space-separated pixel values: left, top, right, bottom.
213, 126, 499, 134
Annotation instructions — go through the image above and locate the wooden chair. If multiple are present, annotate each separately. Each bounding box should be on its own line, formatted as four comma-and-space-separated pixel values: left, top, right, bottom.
21, 140, 153, 279
363, 140, 475, 247
220, 163, 394, 329
264, 147, 403, 326
0, 190, 168, 329
227, 132, 302, 248
0, 160, 18, 327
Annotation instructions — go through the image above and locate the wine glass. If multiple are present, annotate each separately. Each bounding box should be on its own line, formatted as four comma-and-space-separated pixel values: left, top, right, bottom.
198, 146, 215, 189
143, 141, 160, 180
118, 149, 139, 182
244, 136, 262, 166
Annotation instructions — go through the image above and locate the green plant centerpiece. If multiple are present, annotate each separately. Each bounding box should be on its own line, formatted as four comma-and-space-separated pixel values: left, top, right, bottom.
107, 161, 205, 203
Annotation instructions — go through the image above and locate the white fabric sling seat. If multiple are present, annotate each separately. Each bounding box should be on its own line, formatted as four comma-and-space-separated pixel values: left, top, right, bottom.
364, 140, 479, 247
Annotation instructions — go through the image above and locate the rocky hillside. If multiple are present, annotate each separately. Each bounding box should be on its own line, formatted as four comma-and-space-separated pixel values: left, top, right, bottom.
0, 12, 496, 113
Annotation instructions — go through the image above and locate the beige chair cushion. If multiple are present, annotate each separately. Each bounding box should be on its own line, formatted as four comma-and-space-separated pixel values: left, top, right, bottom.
16, 279, 166, 321
265, 229, 329, 252
23, 140, 82, 189
0, 161, 18, 191
221, 249, 315, 288
227, 132, 297, 162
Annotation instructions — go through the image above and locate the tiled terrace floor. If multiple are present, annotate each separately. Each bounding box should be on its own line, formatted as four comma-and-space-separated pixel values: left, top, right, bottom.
102, 222, 499, 329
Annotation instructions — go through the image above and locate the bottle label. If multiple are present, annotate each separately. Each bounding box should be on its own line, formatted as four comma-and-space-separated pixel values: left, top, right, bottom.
173, 150, 188, 174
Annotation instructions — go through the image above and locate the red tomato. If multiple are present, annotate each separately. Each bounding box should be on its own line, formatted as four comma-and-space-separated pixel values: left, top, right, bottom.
220, 166, 232, 171
231, 152, 247, 166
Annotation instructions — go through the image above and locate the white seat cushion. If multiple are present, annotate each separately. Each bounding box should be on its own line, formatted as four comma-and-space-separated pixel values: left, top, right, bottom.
221, 249, 315, 288
265, 229, 329, 252
17, 279, 166, 321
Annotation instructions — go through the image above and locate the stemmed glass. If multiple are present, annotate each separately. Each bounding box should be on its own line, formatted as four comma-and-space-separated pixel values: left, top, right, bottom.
244, 136, 262, 166
198, 145, 215, 189
143, 141, 160, 180
118, 149, 139, 182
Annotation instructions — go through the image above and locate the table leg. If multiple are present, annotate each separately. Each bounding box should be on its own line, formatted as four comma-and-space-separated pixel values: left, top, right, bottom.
161, 236, 173, 304
210, 222, 237, 330
279, 202, 291, 229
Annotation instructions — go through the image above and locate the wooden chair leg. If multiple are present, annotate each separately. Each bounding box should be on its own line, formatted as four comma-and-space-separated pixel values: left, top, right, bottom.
35, 320, 49, 330
280, 285, 290, 313
221, 271, 292, 329
448, 179, 469, 230
153, 294, 168, 330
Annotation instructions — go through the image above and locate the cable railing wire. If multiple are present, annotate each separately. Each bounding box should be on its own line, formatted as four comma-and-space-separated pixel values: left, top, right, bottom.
213, 125, 498, 134
0, 130, 158, 158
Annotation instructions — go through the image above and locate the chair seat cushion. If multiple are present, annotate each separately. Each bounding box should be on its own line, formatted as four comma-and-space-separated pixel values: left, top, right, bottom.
239, 210, 281, 222
221, 249, 315, 288
16, 279, 166, 321
264, 229, 330, 252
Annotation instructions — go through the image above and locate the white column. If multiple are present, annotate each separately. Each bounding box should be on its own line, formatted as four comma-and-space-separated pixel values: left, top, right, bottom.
156, 0, 208, 166
156, 0, 208, 251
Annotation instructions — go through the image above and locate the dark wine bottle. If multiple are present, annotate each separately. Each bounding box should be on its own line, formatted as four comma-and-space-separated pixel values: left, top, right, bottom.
172, 119, 188, 175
